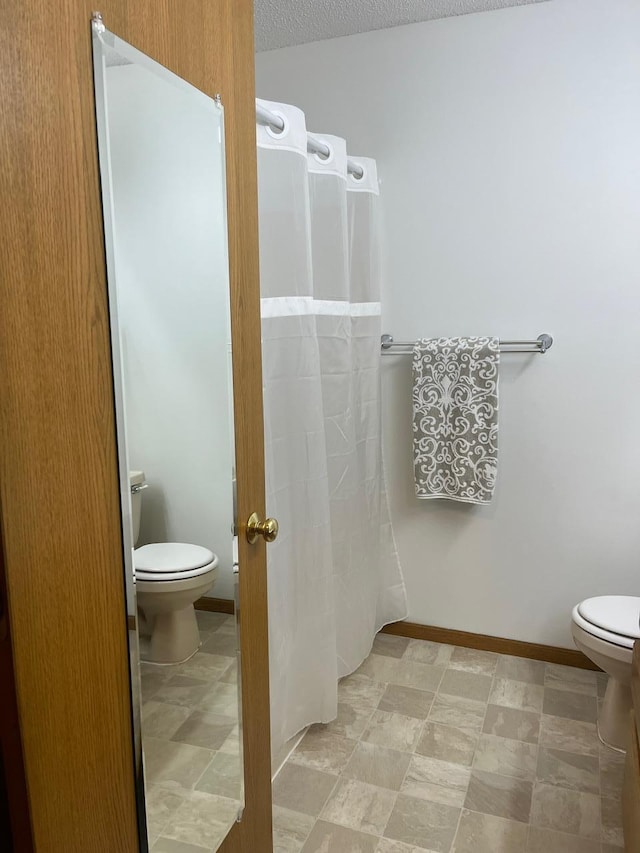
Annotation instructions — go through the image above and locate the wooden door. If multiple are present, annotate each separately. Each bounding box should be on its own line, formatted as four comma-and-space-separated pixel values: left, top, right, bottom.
0, 2, 272, 851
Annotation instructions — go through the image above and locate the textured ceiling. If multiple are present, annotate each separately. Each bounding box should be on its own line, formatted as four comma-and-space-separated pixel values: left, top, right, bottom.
255, 0, 548, 51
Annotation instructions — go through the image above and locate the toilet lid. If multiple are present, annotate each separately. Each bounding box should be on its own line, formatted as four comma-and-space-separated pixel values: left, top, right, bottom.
577, 596, 640, 641
134, 542, 217, 575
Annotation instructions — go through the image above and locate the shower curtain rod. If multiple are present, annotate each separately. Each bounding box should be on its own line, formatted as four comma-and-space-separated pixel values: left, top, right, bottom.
381, 333, 554, 354
256, 103, 365, 180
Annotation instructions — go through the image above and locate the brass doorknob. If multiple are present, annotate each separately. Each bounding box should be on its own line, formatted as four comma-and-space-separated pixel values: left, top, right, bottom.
246, 512, 279, 544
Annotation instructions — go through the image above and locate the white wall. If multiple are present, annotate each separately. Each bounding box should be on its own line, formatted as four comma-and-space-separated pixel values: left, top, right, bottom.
106, 64, 236, 600
256, 0, 640, 647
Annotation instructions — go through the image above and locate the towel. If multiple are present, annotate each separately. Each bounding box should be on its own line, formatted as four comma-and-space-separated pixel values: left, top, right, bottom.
412, 336, 499, 504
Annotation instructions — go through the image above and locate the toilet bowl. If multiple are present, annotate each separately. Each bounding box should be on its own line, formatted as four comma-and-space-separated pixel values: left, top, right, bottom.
571, 595, 640, 751
129, 471, 219, 664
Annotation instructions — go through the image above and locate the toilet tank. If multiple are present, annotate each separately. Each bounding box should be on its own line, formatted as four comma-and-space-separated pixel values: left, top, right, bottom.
129, 470, 146, 546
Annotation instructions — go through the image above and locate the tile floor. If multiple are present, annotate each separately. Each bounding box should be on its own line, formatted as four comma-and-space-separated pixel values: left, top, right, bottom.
139, 610, 243, 852
272, 633, 625, 853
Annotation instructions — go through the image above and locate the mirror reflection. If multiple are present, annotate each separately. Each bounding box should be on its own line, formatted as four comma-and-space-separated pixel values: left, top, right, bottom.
92, 26, 242, 851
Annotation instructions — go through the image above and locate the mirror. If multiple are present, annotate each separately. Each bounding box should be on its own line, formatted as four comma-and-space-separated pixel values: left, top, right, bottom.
92, 22, 243, 852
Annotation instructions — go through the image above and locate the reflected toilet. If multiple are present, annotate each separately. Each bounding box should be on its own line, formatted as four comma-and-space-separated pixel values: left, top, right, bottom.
130, 470, 218, 664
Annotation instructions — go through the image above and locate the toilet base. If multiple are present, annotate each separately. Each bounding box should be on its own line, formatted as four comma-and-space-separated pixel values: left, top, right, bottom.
142, 603, 201, 664
136, 567, 217, 664
598, 677, 631, 752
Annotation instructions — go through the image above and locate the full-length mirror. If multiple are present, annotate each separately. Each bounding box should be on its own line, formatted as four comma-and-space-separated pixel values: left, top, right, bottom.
92, 21, 242, 852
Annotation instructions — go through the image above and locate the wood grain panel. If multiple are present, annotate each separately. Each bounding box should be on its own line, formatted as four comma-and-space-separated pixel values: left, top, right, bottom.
382, 620, 600, 670
0, 3, 139, 850
1, 1, 271, 850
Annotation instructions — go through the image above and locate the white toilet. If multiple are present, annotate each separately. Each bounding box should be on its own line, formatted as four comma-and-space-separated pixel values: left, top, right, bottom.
571, 595, 640, 751
129, 471, 218, 664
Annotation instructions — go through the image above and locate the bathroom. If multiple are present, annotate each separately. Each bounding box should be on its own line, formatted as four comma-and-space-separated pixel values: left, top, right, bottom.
1, 0, 639, 852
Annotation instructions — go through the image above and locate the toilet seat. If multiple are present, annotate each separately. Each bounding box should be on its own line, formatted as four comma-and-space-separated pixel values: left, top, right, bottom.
572, 595, 640, 651
134, 542, 218, 582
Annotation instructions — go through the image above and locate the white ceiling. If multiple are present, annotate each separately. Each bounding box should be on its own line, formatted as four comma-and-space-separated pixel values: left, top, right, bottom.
255, 0, 549, 52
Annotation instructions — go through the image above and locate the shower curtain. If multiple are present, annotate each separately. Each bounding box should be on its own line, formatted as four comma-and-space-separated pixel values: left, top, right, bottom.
256, 100, 407, 756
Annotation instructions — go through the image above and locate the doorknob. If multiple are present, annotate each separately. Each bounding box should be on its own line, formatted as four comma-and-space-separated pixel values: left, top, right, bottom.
246, 512, 279, 544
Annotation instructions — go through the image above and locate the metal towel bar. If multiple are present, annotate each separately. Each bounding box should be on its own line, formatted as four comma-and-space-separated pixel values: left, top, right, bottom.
380, 333, 553, 354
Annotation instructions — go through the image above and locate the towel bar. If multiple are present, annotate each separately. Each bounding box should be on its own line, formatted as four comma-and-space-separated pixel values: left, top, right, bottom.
381, 333, 553, 354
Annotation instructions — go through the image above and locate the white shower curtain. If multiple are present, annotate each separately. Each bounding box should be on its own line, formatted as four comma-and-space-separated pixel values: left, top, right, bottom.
256, 100, 407, 756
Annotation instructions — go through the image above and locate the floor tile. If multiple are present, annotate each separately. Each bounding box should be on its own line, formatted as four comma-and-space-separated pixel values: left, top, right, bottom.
142, 702, 192, 740
171, 711, 236, 750
272, 763, 338, 816
219, 662, 237, 684
544, 664, 597, 696
428, 693, 486, 734
144, 738, 214, 790
601, 795, 624, 846
495, 656, 546, 686
378, 685, 434, 720
197, 681, 240, 716
525, 826, 600, 852
538, 714, 599, 755
140, 664, 173, 701
530, 781, 600, 839
600, 746, 625, 799
178, 652, 233, 681
464, 770, 533, 823
153, 675, 212, 709
403, 639, 454, 666
194, 610, 229, 633
415, 722, 478, 766
384, 795, 460, 852
373, 634, 410, 659
359, 656, 445, 692
274, 641, 620, 853
535, 746, 599, 793
194, 751, 242, 799
272, 806, 315, 853
218, 725, 240, 755
482, 705, 540, 743
361, 710, 424, 752
301, 821, 378, 852
321, 777, 397, 835
375, 840, 432, 853
401, 754, 469, 807
542, 688, 597, 723
289, 729, 357, 774
451, 808, 529, 852
152, 838, 211, 852
473, 733, 538, 780
313, 704, 375, 739
489, 678, 544, 713
438, 669, 492, 703
338, 674, 387, 710
343, 742, 411, 791
449, 647, 498, 676
200, 632, 238, 657
161, 790, 238, 848
145, 786, 184, 839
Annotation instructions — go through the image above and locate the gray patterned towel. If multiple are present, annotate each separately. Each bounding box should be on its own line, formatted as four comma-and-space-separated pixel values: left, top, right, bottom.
412, 336, 499, 504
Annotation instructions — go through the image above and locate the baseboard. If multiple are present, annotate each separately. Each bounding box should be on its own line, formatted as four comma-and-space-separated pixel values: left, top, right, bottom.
381, 620, 600, 671
195, 596, 235, 615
